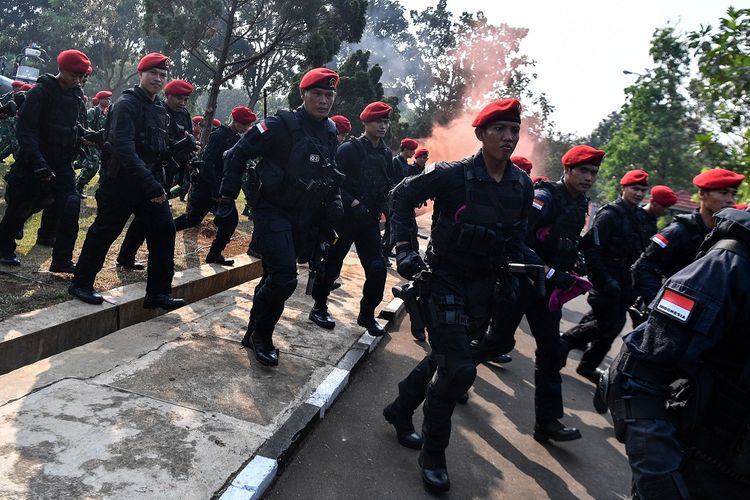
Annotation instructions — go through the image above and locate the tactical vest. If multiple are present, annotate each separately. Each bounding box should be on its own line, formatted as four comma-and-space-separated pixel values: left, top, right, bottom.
117, 90, 170, 164
263, 110, 338, 210
32, 75, 83, 156
531, 181, 587, 271
345, 136, 393, 212
643, 212, 708, 273
597, 200, 645, 265
430, 158, 528, 271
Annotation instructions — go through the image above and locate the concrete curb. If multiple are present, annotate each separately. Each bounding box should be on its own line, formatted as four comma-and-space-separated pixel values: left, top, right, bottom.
0, 254, 262, 375
216, 297, 407, 500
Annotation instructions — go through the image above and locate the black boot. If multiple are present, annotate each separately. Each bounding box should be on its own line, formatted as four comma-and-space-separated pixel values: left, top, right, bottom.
117, 259, 145, 270
0, 253, 21, 266
418, 453, 450, 493
383, 401, 423, 450
533, 420, 582, 443
143, 294, 186, 310
576, 365, 600, 384
410, 328, 426, 342
309, 303, 336, 329
49, 261, 76, 274
242, 332, 279, 367
206, 253, 234, 266
68, 285, 104, 305
357, 314, 385, 337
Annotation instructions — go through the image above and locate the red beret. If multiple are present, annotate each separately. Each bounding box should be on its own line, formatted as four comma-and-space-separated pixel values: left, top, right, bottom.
20, 84, 33, 91
532, 175, 550, 183
650, 185, 678, 207
414, 147, 429, 158
360, 101, 392, 122
511, 156, 533, 174
693, 168, 745, 190
192, 115, 203, 124
330, 115, 352, 134
471, 99, 522, 127
57, 49, 91, 74
85, 65, 93, 76
95, 90, 112, 100
92, 97, 99, 105
212, 118, 221, 127
620, 169, 649, 186
300, 68, 340, 90
11, 81, 23, 88
735, 203, 748, 210
137, 52, 170, 72
400, 138, 418, 150
562, 145, 605, 168
231, 106, 257, 125
164, 79, 193, 96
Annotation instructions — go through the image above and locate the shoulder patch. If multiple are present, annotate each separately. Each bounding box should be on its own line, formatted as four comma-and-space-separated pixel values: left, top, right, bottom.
256, 120, 268, 134
651, 233, 669, 249
532, 198, 545, 210
656, 288, 695, 323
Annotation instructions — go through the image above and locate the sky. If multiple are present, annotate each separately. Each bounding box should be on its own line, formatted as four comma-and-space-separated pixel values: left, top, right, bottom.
400, 0, 743, 137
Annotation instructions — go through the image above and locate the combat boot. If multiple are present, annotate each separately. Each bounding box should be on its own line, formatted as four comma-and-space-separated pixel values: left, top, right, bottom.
309, 303, 335, 329
533, 419, 582, 443
382, 401, 422, 450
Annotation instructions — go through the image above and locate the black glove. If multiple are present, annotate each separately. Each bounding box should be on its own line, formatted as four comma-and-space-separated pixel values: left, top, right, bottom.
33, 164, 54, 181
547, 269, 576, 291
395, 243, 427, 280
601, 278, 621, 295
351, 202, 369, 218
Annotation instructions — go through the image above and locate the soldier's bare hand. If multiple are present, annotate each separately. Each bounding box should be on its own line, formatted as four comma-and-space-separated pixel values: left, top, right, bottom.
150, 193, 167, 204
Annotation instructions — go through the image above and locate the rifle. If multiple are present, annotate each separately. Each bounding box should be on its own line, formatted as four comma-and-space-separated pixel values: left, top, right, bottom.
305, 226, 338, 295
507, 263, 546, 298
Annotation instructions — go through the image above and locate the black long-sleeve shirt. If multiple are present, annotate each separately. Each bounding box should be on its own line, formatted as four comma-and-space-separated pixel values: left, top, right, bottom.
200, 124, 239, 196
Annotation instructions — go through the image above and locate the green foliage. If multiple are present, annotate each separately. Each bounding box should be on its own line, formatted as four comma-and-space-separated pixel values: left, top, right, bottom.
598, 27, 700, 201
688, 7, 750, 201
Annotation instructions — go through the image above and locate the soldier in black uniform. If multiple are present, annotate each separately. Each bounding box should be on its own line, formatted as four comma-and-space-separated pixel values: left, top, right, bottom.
511, 155, 533, 177
382, 99, 533, 492
173, 106, 256, 265
632, 169, 742, 314
308, 101, 393, 336
600, 206, 750, 499
0, 50, 89, 272
329, 115, 351, 145
69, 53, 185, 310
561, 169, 653, 381
75, 89, 111, 197
115, 79, 196, 270
382, 137, 418, 260
476, 145, 604, 442
220, 67, 343, 367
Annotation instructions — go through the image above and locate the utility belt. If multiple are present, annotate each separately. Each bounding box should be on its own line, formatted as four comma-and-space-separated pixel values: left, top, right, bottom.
597, 346, 750, 480
392, 269, 471, 333
426, 250, 500, 279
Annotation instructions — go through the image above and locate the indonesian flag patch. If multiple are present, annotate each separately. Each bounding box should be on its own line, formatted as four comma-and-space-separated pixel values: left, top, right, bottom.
656, 289, 696, 323
651, 233, 669, 249
256, 120, 268, 134
532, 198, 545, 210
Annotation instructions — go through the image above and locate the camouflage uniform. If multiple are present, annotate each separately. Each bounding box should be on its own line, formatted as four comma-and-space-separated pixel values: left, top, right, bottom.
75, 105, 106, 192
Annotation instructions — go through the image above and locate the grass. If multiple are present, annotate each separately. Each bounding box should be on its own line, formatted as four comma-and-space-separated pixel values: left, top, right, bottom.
0, 157, 254, 322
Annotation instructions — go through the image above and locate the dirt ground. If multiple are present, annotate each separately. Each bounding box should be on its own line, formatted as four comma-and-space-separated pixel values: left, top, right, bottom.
0, 158, 254, 322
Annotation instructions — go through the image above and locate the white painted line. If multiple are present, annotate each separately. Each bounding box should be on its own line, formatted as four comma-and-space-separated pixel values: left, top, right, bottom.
219, 455, 278, 500
359, 327, 385, 352
305, 367, 350, 417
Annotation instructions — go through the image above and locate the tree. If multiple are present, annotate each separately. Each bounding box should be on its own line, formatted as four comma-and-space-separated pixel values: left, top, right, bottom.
144, 0, 366, 145
688, 7, 750, 199
598, 27, 700, 200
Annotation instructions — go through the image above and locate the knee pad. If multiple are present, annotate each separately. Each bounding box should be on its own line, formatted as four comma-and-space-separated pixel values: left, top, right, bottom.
368, 258, 387, 276
434, 363, 476, 399
267, 274, 298, 302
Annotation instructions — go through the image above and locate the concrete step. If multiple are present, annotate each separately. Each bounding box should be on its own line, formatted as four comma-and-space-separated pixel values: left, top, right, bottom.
0, 251, 405, 499
0, 254, 262, 375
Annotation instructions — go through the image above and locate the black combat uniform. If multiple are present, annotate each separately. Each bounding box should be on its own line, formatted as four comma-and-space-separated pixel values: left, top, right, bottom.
382, 153, 410, 258
602, 207, 750, 499
632, 209, 710, 307
309, 135, 392, 333
173, 124, 241, 263
71, 85, 179, 305
116, 105, 192, 266
220, 107, 341, 366
562, 197, 650, 379
384, 152, 532, 486
0, 74, 84, 270
479, 178, 587, 440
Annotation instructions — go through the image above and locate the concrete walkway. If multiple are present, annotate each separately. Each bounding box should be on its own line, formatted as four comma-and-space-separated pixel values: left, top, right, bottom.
0, 249, 403, 499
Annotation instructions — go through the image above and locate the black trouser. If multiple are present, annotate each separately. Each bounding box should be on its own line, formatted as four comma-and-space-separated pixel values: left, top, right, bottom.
0, 166, 79, 263
246, 204, 305, 347
481, 280, 568, 423
311, 213, 387, 320
563, 270, 633, 373
392, 266, 494, 467
172, 187, 238, 256
73, 176, 175, 295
